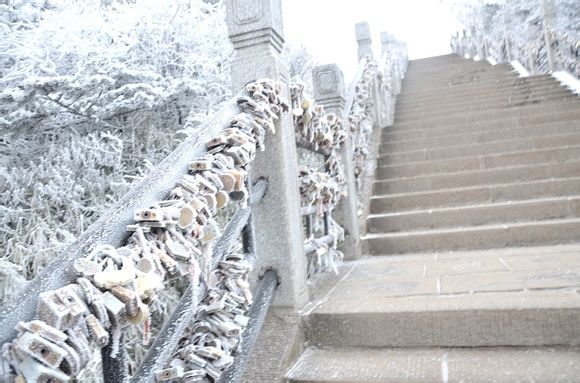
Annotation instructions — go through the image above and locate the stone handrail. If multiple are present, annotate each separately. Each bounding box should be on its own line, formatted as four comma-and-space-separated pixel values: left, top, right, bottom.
450, 5, 579, 79
0, 0, 407, 381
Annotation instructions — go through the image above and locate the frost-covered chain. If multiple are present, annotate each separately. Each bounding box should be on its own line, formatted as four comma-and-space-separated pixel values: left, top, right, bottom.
290, 81, 347, 276
348, 58, 378, 187
1, 79, 289, 383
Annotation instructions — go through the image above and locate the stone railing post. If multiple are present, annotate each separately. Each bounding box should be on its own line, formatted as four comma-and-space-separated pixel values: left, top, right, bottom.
541, 0, 557, 72
355, 21, 373, 60
226, 0, 308, 308
380, 31, 397, 127
354, 22, 382, 126
312, 64, 361, 260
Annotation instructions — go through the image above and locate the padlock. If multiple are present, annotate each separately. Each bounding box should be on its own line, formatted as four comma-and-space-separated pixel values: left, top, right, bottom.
37, 291, 71, 331
155, 249, 178, 275
215, 190, 230, 210
192, 346, 223, 361
54, 285, 88, 323
16, 321, 67, 346
182, 368, 206, 381
93, 255, 135, 289
14, 332, 68, 369
73, 258, 102, 278
12, 354, 70, 383
135, 273, 163, 300
110, 286, 139, 317
156, 365, 184, 381
101, 292, 126, 323
165, 239, 191, 261
207, 134, 227, 149
189, 159, 212, 172
134, 208, 164, 222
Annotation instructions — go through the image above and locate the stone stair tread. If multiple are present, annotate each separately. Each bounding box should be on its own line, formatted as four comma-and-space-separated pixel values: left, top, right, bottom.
377, 146, 580, 178
368, 195, 580, 219
378, 133, 580, 162
371, 175, 580, 199
285, 346, 580, 383
303, 246, 580, 347
363, 217, 580, 239
377, 157, 580, 180
381, 119, 580, 144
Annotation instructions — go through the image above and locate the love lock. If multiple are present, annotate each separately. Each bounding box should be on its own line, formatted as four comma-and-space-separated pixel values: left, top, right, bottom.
156, 365, 184, 382
13, 332, 68, 369
93, 253, 136, 290
11, 354, 70, 383
37, 285, 87, 331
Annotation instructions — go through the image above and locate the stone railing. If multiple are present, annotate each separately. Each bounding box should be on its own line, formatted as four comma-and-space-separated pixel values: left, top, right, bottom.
0, 0, 406, 382
450, 3, 579, 79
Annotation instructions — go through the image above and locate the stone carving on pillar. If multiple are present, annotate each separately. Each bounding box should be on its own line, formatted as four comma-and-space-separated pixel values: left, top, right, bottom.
226, 0, 309, 308
355, 22, 373, 60
312, 64, 362, 260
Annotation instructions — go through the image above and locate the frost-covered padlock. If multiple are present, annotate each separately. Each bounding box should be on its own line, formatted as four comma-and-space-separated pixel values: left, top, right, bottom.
189, 158, 213, 172
110, 285, 139, 317
134, 208, 164, 222
182, 368, 206, 380
12, 354, 70, 383
153, 247, 178, 275
215, 190, 230, 210
16, 321, 67, 346
192, 345, 224, 361
207, 134, 227, 149
165, 236, 191, 261
135, 272, 163, 300
155, 365, 184, 382
92, 253, 136, 289
13, 332, 68, 369
37, 285, 87, 331
200, 219, 221, 245
206, 316, 241, 338
101, 291, 126, 323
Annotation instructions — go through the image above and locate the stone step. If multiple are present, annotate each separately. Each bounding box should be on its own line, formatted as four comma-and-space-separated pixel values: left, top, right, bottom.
379, 126, 580, 156
367, 196, 580, 233
286, 347, 580, 382
395, 90, 575, 119
370, 176, 580, 213
305, 246, 580, 346
364, 217, 580, 254
378, 132, 580, 161
396, 89, 574, 115
402, 68, 555, 89
374, 160, 580, 194
398, 76, 559, 100
377, 146, 580, 178
381, 119, 580, 147
392, 100, 580, 130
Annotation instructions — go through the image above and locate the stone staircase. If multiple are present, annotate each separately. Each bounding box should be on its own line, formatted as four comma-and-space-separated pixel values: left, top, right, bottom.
285, 55, 580, 382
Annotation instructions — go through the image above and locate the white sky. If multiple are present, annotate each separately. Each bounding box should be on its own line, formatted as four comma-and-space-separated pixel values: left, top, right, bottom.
282, 0, 462, 79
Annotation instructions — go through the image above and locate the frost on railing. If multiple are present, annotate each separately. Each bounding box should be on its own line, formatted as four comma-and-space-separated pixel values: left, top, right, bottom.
547, 26, 580, 78
291, 81, 346, 276
0, 79, 287, 382
450, 4, 579, 79
348, 58, 378, 187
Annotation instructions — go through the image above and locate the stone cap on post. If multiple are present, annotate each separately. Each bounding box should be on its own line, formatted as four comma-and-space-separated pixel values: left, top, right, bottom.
226, 0, 284, 52
226, 0, 288, 92
355, 21, 373, 60
312, 64, 346, 114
